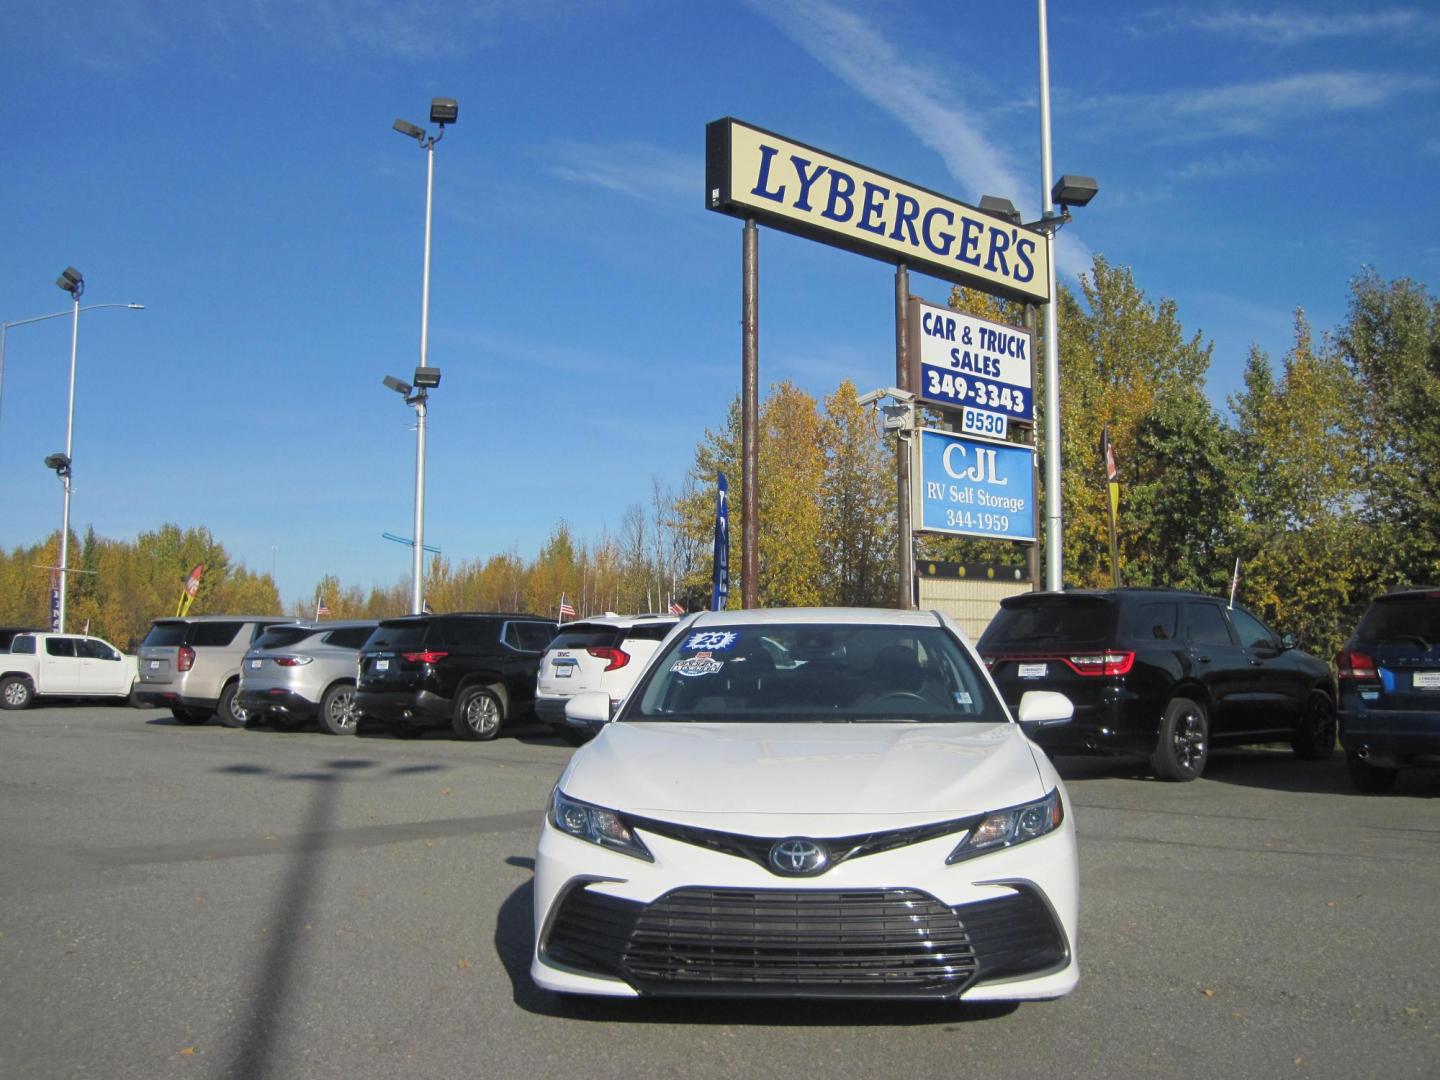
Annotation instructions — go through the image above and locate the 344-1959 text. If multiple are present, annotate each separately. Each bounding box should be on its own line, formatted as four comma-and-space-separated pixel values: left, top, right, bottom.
944, 510, 1011, 532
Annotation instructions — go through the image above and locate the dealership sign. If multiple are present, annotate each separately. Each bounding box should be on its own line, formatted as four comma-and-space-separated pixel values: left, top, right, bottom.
909, 297, 1034, 427
706, 118, 1050, 304
913, 428, 1036, 541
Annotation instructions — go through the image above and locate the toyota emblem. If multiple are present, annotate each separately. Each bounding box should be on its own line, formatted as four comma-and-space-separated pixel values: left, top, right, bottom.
768, 838, 830, 876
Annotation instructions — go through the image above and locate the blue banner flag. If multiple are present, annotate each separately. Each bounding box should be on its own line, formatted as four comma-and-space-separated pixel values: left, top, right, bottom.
711, 473, 729, 611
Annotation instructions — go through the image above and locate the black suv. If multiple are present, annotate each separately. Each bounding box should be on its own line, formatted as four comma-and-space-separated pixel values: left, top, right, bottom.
355, 613, 557, 740
1336, 588, 1440, 793
978, 589, 1335, 781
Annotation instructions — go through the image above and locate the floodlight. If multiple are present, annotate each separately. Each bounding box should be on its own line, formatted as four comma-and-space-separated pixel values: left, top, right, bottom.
429, 98, 458, 126
382, 374, 412, 396
978, 195, 1021, 225
1051, 175, 1098, 208
44, 452, 71, 475
56, 266, 84, 295
393, 119, 425, 140
412, 366, 441, 389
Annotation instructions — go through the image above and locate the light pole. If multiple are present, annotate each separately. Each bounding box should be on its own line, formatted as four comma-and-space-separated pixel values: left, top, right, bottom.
52, 267, 84, 633
0, 302, 144, 448
392, 97, 456, 615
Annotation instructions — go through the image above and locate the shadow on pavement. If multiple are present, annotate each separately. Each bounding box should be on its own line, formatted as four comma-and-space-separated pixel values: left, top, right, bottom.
494, 875, 1019, 1028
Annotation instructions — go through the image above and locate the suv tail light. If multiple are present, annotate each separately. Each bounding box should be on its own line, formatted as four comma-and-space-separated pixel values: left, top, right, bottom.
402, 650, 449, 664
274, 655, 313, 667
1064, 651, 1135, 677
1336, 650, 1377, 680
177, 645, 195, 672
586, 646, 630, 672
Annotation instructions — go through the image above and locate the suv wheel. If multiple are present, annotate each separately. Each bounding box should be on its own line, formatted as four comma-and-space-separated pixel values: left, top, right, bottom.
1, 676, 34, 710
319, 683, 361, 736
1345, 750, 1398, 795
453, 686, 504, 741
1291, 691, 1337, 760
1152, 697, 1208, 781
216, 681, 250, 729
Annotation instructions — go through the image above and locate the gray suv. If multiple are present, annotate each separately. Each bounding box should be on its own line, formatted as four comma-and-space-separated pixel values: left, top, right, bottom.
238, 621, 377, 735
134, 615, 297, 727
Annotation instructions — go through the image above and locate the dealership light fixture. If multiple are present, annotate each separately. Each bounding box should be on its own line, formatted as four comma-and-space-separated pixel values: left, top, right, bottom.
978, 195, 1022, 225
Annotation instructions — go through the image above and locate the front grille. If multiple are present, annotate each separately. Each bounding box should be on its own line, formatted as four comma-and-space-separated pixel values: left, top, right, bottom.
543, 884, 1066, 998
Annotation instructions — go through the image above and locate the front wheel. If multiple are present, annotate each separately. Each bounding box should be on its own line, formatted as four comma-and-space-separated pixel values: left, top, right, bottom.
319, 683, 361, 736
1345, 750, 1398, 794
1292, 691, 1337, 760
1, 676, 34, 710
453, 687, 504, 741
216, 681, 250, 729
1152, 697, 1208, 781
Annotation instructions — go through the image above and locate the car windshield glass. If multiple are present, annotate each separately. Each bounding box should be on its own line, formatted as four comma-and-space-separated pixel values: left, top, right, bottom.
1356, 596, 1440, 643
629, 622, 1007, 724
254, 627, 317, 649
364, 622, 427, 650
142, 622, 188, 648
549, 625, 619, 650
981, 598, 1115, 646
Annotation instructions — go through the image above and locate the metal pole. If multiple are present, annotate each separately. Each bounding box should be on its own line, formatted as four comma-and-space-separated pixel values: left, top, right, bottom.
58, 295, 80, 633
412, 137, 436, 615
741, 218, 759, 609
1024, 302, 1041, 591
0, 323, 8, 443
1038, 0, 1063, 591
412, 394, 427, 614
895, 264, 913, 609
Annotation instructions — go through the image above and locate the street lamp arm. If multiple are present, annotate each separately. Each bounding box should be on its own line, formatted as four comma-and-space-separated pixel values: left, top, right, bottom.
2, 302, 146, 331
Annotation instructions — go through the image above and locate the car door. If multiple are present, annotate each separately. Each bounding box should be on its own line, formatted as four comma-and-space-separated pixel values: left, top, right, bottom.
40, 636, 85, 693
1182, 600, 1248, 734
1225, 606, 1303, 737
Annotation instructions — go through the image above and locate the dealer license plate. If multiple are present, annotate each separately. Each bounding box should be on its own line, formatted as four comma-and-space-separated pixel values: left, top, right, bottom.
1017, 663, 1048, 679
148, 660, 159, 670
375, 659, 389, 671
1413, 671, 1440, 689
249, 659, 261, 669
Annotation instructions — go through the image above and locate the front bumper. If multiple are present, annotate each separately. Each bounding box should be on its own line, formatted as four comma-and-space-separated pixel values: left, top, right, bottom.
531, 805, 1079, 1002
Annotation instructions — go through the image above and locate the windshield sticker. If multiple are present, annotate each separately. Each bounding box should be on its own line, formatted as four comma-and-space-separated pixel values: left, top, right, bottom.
683, 630, 740, 652
953, 691, 973, 706
672, 652, 724, 677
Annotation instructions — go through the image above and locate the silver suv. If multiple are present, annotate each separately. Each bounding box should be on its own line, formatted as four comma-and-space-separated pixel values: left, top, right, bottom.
134, 615, 297, 727
238, 621, 377, 735
534, 614, 678, 743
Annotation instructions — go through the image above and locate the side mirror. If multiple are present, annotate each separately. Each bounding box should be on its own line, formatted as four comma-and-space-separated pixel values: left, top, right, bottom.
564, 691, 612, 730
1016, 690, 1073, 738
1281, 632, 1296, 651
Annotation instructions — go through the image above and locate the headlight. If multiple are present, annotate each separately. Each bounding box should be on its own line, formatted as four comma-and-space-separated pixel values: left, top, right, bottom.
548, 788, 653, 862
946, 789, 1063, 864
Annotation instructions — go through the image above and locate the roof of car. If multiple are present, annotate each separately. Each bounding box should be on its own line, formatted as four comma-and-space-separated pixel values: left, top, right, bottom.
683, 607, 944, 627
152, 615, 297, 623
557, 613, 679, 629
377, 612, 552, 623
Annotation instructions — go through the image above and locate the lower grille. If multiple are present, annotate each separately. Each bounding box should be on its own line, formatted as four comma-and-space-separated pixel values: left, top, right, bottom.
543, 884, 1066, 998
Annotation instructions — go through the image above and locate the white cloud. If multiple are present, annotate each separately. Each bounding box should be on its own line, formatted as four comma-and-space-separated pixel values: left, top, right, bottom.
543, 140, 697, 204
748, 0, 1094, 279
1192, 7, 1440, 45
1075, 71, 1436, 142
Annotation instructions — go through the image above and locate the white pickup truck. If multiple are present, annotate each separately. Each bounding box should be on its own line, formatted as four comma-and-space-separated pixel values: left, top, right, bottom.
1, 632, 138, 709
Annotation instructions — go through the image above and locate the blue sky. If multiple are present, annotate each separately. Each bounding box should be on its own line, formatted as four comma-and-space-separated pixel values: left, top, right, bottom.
2, 1, 1436, 603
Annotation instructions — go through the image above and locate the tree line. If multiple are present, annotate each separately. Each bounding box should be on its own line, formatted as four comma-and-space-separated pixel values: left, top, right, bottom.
2, 260, 1434, 661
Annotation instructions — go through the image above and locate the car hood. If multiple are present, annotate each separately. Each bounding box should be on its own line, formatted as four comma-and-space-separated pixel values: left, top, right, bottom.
561, 721, 1046, 831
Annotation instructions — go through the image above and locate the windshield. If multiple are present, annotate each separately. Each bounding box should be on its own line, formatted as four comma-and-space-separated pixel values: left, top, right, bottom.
1356, 594, 1440, 644
982, 597, 1115, 647
628, 622, 1007, 724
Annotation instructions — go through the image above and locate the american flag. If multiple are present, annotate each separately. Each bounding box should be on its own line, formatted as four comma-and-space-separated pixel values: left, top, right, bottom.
314, 600, 331, 619
558, 594, 576, 619
668, 600, 685, 616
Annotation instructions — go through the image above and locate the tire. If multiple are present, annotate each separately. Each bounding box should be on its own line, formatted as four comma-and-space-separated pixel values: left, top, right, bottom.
1292, 691, 1337, 760
453, 686, 504, 741
216, 681, 250, 729
1151, 697, 1209, 781
170, 707, 210, 725
318, 683, 361, 736
1345, 750, 1398, 795
1, 676, 34, 710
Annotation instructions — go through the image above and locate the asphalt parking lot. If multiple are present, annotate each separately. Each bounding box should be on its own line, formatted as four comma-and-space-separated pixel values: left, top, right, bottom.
1, 705, 1436, 1080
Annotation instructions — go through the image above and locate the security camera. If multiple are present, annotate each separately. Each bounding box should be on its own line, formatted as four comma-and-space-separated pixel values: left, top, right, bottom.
856, 387, 912, 407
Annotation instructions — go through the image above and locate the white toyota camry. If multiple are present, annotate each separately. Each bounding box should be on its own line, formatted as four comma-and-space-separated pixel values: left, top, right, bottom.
531, 607, 1079, 1003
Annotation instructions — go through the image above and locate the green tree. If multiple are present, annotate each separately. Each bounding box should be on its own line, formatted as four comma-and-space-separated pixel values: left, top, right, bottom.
820, 380, 896, 605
